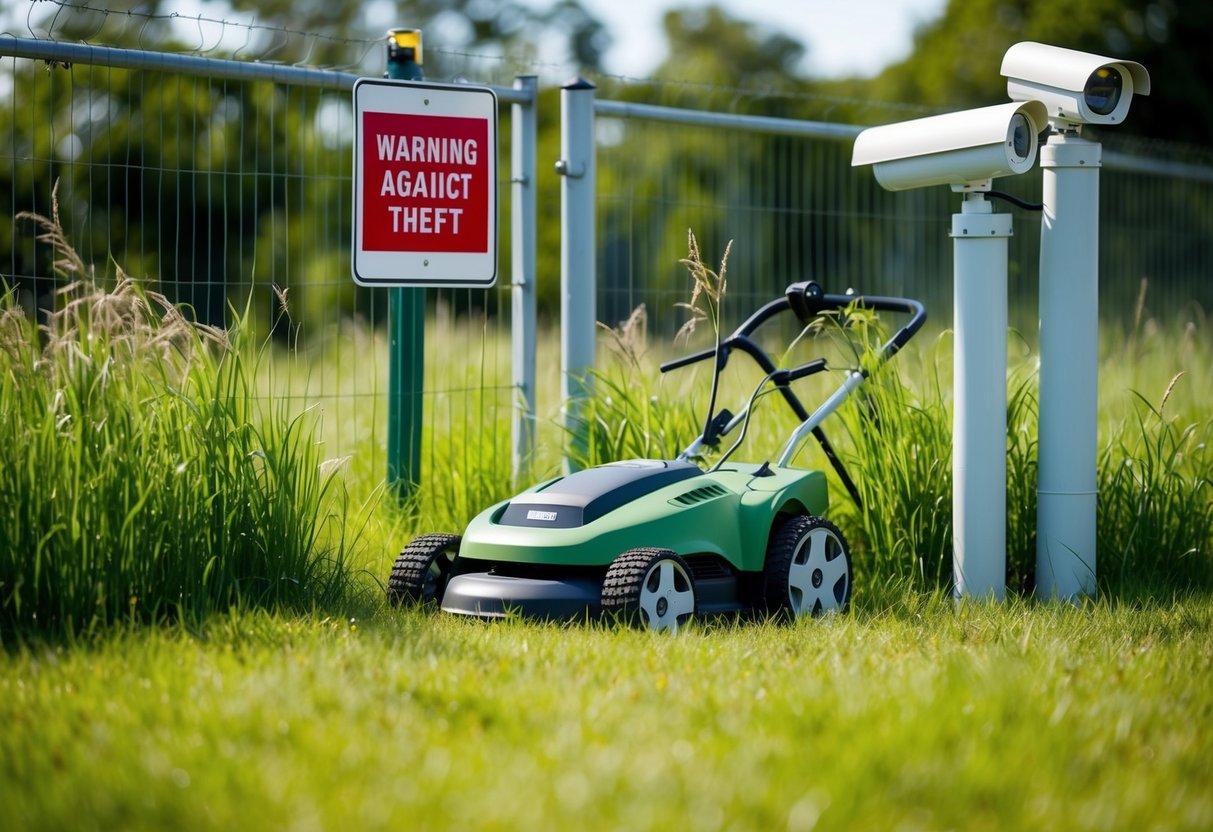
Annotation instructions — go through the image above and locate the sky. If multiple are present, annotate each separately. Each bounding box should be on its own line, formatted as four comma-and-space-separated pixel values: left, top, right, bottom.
3, 0, 949, 82
573, 0, 949, 78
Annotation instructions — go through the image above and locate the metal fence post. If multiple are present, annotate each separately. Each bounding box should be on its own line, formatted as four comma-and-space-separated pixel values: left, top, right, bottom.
511, 75, 538, 483
385, 28, 425, 498
557, 77, 596, 472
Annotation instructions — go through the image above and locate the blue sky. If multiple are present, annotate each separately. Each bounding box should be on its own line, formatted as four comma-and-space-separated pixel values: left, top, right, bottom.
5, 0, 948, 81
574, 0, 948, 78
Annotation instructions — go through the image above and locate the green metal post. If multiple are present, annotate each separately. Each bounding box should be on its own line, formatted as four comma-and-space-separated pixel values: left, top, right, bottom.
385, 29, 425, 497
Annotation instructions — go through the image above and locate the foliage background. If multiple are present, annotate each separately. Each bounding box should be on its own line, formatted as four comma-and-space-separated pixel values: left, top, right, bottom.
4, 0, 1212, 337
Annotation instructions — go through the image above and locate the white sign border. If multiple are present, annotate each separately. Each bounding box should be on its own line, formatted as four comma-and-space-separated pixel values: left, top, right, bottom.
352, 77, 499, 288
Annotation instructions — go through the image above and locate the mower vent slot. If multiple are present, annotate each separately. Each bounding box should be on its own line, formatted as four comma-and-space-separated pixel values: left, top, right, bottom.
671, 483, 729, 507
686, 555, 736, 581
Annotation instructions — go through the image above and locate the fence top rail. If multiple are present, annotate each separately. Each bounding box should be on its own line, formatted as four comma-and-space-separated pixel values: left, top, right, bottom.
595, 97, 1213, 183
1101, 149, 1213, 184
5, 35, 1211, 182
0, 35, 532, 104
595, 97, 863, 141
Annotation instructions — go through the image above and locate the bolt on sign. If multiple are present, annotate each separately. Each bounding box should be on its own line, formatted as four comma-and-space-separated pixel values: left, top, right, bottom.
352, 78, 498, 287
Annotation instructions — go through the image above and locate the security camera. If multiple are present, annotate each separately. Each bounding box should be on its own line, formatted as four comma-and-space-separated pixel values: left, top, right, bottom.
851, 101, 1048, 192
1002, 41, 1151, 127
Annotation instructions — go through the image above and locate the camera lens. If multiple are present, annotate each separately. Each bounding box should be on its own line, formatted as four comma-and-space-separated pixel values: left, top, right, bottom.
1084, 67, 1123, 115
1008, 114, 1031, 161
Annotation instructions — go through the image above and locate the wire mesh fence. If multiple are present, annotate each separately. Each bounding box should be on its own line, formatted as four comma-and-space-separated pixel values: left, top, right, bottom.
0, 34, 523, 494
3, 10, 1212, 492
594, 100, 1213, 340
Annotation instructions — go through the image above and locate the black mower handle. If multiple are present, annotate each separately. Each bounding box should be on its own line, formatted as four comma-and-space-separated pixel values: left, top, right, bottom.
659, 281, 927, 512
784, 281, 927, 369
660, 346, 717, 374
769, 358, 828, 386
661, 281, 927, 378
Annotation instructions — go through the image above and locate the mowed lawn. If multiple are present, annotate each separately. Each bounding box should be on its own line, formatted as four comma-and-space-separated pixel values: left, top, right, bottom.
2, 594, 1210, 831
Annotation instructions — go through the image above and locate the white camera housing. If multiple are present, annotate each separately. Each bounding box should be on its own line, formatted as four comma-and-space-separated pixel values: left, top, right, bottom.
1002, 41, 1150, 126
851, 101, 1048, 192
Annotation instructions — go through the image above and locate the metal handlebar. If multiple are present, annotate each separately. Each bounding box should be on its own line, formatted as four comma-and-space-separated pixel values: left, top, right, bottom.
659, 346, 718, 374
661, 281, 927, 510
769, 358, 828, 386
662, 282, 926, 392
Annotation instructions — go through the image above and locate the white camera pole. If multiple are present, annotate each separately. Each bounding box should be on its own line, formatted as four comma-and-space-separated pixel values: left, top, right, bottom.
998, 42, 1149, 600
951, 188, 1010, 600
851, 101, 1046, 602
1035, 130, 1101, 600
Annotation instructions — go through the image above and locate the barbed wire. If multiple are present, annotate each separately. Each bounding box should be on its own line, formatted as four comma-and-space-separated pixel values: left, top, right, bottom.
14, 0, 959, 124
20, 0, 385, 73
590, 71, 938, 122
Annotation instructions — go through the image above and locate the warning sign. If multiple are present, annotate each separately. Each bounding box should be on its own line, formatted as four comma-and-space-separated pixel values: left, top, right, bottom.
352, 79, 497, 287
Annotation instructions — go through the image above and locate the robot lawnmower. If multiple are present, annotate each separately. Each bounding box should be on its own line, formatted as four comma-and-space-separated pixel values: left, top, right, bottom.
387, 281, 925, 630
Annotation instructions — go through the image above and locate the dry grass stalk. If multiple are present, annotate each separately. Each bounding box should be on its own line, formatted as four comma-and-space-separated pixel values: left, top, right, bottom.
675, 229, 730, 344
597, 303, 648, 372
9, 182, 230, 379
15, 180, 90, 283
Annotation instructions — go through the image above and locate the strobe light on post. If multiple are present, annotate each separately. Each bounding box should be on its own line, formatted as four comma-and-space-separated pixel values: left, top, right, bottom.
387, 28, 423, 79
852, 101, 1047, 600
1001, 42, 1150, 601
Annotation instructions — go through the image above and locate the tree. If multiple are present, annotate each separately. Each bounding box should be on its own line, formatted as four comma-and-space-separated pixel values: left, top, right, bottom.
651, 5, 805, 91
3, 0, 611, 332
865, 0, 1209, 142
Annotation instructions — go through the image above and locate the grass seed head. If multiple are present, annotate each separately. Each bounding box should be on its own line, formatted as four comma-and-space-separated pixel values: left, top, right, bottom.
675, 230, 730, 344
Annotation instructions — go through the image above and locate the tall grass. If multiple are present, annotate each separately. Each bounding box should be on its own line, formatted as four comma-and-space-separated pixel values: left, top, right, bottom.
6, 200, 1204, 632
574, 304, 704, 467
0, 205, 352, 636
402, 320, 525, 537
1004, 362, 1040, 593
1094, 289, 1213, 594
834, 332, 954, 593
577, 286, 1211, 600
1098, 375, 1213, 594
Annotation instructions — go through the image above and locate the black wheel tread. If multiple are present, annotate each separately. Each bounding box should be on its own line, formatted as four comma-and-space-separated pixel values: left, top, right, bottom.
387, 533, 461, 605
763, 515, 851, 616
601, 547, 698, 632
601, 547, 679, 611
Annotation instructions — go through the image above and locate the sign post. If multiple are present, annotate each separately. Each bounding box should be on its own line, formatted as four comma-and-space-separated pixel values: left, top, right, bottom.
353, 35, 497, 496
383, 30, 424, 501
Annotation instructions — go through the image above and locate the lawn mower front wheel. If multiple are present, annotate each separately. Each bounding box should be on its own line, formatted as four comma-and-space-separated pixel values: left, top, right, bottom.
764, 516, 851, 618
387, 533, 461, 605
602, 548, 697, 632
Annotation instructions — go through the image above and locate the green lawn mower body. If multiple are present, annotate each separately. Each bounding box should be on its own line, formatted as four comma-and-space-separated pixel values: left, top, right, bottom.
389, 281, 925, 629
442, 458, 829, 619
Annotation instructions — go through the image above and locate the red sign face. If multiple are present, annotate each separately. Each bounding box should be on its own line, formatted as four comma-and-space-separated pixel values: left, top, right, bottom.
360, 111, 490, 254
